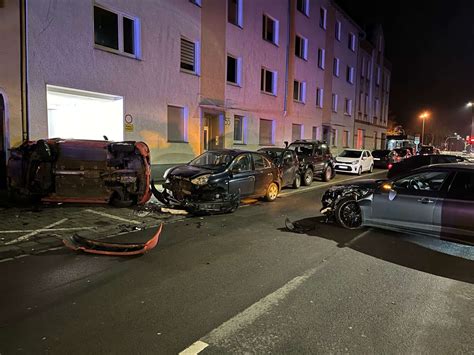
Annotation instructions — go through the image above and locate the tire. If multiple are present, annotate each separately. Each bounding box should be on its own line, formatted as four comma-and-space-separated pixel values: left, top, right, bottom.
302, 168, 313, 186
292, 174, 301, 189
369, 164, 374, 173
357, 166, 362, 176
110, 192, 135, 208
322, 166, 333, 182
264, 182, 279, 202
335, 197, 363, 229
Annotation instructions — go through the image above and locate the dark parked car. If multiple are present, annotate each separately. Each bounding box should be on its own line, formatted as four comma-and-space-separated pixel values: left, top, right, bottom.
394, 148, 413, 160
258, 147, 301, 188
387, 154, 467, 178
154, 149, 281, 214
419, 145, 440, 155
287, 140, 335, 185
321, 163, 474, 245
7, 139, 152, 206
371, 149, 399, 169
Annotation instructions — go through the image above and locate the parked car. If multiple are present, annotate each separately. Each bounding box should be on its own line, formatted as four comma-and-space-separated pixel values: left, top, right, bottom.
287, 140, 335, 185
7, 139, 152, 206
387, 154, 468, 178
258, 147, 301, 188
334, 149, 374, 175
372, 149, 399, 169
320, 163, 474, 245
153, 149, 281, 214
394, 148, 413, 160
419, 145, 440, 155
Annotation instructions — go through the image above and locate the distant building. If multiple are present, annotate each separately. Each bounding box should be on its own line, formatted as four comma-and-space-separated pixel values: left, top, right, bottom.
0, 0, 391, 179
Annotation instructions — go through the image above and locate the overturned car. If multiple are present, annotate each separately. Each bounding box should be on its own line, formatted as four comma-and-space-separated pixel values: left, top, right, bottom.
7, 139, 152, 207
321, 163, 474, 245
153, 149, 281, 214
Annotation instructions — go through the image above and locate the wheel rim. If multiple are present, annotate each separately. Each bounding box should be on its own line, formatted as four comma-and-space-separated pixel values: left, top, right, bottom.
268, 184, 278, 199
339, 201, 362, 228
326, 167, 332, 180
305, 171, 312, 184
295, 175, 301, 187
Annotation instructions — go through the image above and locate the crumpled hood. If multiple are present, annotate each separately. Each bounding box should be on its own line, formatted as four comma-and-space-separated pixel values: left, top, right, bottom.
169, 165, 216, 179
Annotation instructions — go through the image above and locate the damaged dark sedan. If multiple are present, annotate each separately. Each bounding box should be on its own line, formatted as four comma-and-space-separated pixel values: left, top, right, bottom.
258, 147, 301, 188
153, 149, 281, 214
7, 139, 152, 207
321, 163, 474, 245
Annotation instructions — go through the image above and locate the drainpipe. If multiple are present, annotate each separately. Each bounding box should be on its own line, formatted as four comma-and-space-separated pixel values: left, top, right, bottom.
20, 0, 29, 142
283, 0, 291, 117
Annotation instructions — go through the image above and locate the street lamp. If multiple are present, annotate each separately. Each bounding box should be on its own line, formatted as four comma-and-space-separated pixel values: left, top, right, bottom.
467, 102, 474, 138
419, 111, 431, 145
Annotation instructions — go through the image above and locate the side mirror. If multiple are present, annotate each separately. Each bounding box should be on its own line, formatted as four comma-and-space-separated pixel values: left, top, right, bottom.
388, 189, 397, 201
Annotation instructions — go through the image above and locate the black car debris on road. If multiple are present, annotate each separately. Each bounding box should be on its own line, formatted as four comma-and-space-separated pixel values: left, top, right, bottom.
153, 149, 281, 214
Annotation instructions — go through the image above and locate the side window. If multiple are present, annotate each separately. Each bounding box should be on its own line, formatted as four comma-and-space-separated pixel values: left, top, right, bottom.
263, 156, 273, 168
447, 172, 474, 201
252, 153, 266, 170
232, 154, 251, 172
393, 171, 450, 194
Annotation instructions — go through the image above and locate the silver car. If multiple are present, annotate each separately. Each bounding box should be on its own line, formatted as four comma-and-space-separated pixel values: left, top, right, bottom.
321, 163, 474, 245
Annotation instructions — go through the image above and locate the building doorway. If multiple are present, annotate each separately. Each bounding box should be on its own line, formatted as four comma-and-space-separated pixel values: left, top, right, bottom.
203, 112, 223, 151
0, 94, 7, 189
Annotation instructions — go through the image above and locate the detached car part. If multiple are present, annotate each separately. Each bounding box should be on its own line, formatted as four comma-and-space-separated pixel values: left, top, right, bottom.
7, 139, 152, 207
63, 224, 162, 256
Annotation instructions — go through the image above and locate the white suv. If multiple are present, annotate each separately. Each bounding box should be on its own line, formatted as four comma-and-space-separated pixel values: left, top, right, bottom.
334, 149, 374, 175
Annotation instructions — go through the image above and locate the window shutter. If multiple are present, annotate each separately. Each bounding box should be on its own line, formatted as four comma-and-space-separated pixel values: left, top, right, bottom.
180, 38, 195, 71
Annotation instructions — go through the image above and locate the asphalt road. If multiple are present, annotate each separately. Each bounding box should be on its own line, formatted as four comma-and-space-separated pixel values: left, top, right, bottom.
0, 171, 473, 354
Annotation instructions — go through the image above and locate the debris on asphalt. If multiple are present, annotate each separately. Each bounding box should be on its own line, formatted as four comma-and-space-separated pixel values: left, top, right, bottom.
161, 207, 188, 215
284, 217, 313, 234
63, 224, 163, 256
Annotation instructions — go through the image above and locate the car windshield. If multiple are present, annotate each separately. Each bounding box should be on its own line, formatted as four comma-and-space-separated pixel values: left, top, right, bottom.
394, 149, 408, 156
288, 143, 313, 156
420, 146, 434, 153
372, 150, 391, 158
260, 149, 283, 161
339, 150, 362, 158
189, 151, 234, 168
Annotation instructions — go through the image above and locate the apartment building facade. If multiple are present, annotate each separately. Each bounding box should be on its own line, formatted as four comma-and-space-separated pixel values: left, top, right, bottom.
0, 0, 387, 178
354, 25, 391, 150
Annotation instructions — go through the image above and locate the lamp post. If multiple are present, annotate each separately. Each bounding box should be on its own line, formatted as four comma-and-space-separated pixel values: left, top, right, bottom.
467, 102, 474, 138
419, 112, 430, 145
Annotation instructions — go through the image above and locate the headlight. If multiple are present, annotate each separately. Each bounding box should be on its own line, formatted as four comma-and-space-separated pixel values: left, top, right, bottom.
163, 167, 173, 179
351, 160, 359, 165
191, 174, 211, 186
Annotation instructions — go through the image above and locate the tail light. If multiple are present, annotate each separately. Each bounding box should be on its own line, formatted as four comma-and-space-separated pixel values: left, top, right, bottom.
388, 163, 393, 169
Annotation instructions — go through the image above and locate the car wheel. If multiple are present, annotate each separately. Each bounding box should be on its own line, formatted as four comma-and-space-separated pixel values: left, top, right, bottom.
335, 197, 363, 229
110, 192, 135, 208
302, 168, 313, 186
292, 174, 301, 189
369, 164, 374, 173
357, 166, 362, 176
264, 182, 279, 202
322, 166, 333, 182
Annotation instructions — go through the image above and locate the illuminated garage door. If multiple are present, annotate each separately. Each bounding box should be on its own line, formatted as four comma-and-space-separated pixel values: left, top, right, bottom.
47, 85, 124, 141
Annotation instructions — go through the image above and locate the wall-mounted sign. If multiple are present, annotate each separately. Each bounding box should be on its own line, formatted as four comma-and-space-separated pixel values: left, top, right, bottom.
124, 114, 134, 132
224, 117, 231, 126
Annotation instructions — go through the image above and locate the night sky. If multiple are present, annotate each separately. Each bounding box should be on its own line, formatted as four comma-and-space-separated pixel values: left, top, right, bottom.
336, 0, 474, 140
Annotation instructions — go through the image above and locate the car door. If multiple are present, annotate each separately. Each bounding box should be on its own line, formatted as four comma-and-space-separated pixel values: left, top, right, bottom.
368, 170, 451, 233
438, 171, 474, 244
252, 153, 274, 195
313, 144, 325, 174
280, 150, 297, 186
362, 151, 370, 171
228, 153, 255, 197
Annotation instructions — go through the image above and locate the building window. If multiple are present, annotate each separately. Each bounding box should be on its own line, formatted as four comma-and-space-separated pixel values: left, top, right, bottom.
261, 68, 277, 95
228, 0, 243, 27
262, 14, 279, 45
348, 32, 356, 52
331, 93, 338, 112
346, 66, 354, 84
358, 92, 363, 113
189, 0, 201, 6
342, 130, 349, 147
331, 128, 337, 147
94, 5, 141, 58
333, 57, 340, 77
374, 98, 380, 118
227, 55, 242, 85
296, 0, 309, 16
335, 21, 341, 41
367, 60, 371, 79
295, 34, 308, 60
344, 98, 352, 116
361, 57, 365, 78
356, 128, 364, 149
292, 124, 302, 141
319, 7, 327, 29
316, 88, 324, 108
364, 94, 369, 114
259, 119, 274, 145
167, 105, 187, 142
234, 115, 245, 143
317, 48, 325, 69
293, 80, 306, 103
376, 66, 381, 86
180, 37, 199, 73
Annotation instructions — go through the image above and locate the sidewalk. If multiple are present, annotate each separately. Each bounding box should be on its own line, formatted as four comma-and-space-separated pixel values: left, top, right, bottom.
0, 197, 184, 261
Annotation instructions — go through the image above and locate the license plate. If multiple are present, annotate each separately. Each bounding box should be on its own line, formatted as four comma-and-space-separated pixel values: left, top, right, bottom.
337, 165, 349, 170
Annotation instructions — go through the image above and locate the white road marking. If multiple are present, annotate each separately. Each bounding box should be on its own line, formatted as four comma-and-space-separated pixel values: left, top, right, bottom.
0, 227, 94, 234
344, 228, 373, 247
85, 209, 141, 225
280, 171, 385, 197
5, 219, 68, 245
179, 341, 209, 355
